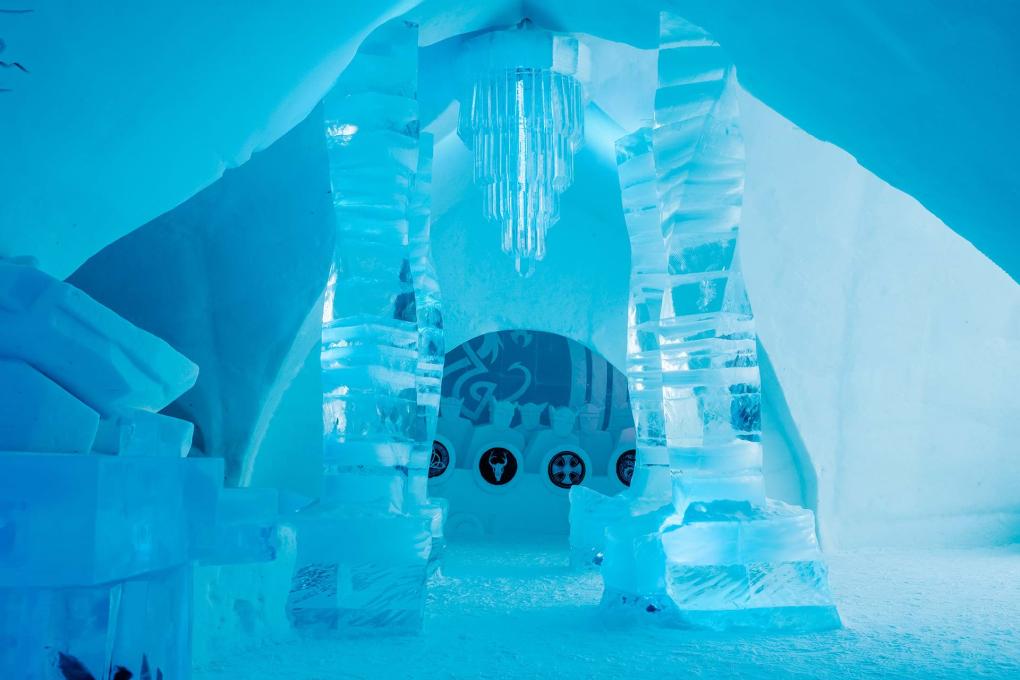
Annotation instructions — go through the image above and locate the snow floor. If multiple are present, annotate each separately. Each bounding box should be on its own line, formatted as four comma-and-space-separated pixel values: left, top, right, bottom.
194, 538, 1020, 679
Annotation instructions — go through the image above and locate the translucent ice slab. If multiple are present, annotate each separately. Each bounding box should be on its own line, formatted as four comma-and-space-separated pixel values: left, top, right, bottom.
198, 487, 291, 566
287, 509, 431, 635
0, 564, 192, 679
0, 262, 197, 416
0, 359, 99, 453
192, 529, 298, 665
0, 452, 188, 588
0, 452, 220, 588
92, 409, 194, 457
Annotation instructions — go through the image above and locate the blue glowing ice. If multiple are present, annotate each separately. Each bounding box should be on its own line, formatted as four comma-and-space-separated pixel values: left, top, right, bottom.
287, 19, 438, 636
571, 13, 839, 632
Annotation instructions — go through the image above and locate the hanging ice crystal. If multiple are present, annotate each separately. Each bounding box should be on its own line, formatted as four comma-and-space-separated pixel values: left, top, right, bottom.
458, 25, 588, 276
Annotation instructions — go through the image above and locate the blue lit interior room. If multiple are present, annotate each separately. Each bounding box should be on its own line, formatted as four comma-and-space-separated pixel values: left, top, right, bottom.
2, 2, 1019, 678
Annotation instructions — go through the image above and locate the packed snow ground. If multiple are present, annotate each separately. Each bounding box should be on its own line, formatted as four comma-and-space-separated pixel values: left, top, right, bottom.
195, 539, 1020, 679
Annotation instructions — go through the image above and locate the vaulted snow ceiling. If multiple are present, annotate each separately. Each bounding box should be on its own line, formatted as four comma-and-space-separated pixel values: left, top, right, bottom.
1, 0, 1018, 281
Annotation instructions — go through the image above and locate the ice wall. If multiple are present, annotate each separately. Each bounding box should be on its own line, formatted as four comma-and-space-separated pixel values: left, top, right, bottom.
0, 1, 416, 280
577, 14, 841, 631
675, 0, 1020, 283
5, 2, 1016, 284
69, 106, 335, 486
9, 1, 1014, 554
738, 92, 1020, 548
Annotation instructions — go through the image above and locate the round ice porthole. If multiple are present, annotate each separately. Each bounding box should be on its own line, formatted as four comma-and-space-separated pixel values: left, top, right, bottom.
429, 440, 451, 479
615, 449, 636, 487
478, 446, 518, 486
547, 451, 586, 489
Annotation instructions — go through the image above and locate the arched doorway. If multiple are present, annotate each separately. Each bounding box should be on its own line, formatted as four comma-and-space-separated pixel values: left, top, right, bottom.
429, 330, 635, 537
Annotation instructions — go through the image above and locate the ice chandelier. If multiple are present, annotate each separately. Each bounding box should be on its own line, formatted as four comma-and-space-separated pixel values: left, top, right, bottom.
458, 23, 589, 276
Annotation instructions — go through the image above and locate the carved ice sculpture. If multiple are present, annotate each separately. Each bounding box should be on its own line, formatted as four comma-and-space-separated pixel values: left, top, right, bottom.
571, 14, 839, 631
287, 20, 434, 635
0, 262, 220, 679
568, 126, 672, 567
458, 22, 589, 276
517, 401, 548, 437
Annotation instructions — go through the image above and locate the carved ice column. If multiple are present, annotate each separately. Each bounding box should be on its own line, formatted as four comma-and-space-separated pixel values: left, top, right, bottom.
568, 128, 673, 566
287, 21, 432, 634
615, 128, 671, 505
598, 14, 839, 631
406, 133, 448, 569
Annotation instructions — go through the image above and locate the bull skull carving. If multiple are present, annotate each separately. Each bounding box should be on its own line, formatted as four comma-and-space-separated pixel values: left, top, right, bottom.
487, 449, 508, 481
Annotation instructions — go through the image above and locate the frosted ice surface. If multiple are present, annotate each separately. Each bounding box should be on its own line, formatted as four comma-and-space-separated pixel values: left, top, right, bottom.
0, 564, 192, 679
568, 485, 633, 567
0, 452, 191, 588
567, 125, 671, 566
92, 409, 194, 457
199, 488, 289, 566
192, 533, 298, 666
288, 510, 431, 634
192, 488, 297, 664
0, 262, 198, 416
572, 12, 838, 632
291, 18, 434, 635
0, 359, 99, 453
183, 456, 225, 557
407, 132, 448, 567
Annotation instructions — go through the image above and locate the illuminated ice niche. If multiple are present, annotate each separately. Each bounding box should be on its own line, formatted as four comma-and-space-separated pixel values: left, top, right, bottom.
458, 23, 589, 276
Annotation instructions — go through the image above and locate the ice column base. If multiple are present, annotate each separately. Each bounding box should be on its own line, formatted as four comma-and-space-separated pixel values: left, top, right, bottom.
600, 500, 841, 632
287, 510, 431, 636
567, 467, 672, 570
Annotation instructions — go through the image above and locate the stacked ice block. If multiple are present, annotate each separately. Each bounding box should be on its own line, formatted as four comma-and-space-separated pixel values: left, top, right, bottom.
0, 261, 221, 678
288, 19, 434, 635
192, 488, 298, 666
570, 14, 840, 632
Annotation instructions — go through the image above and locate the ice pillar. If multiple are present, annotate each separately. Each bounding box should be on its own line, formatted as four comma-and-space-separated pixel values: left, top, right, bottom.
406, 134, 448, 569
596, 14, 840, 631
287, 20, 433, 635
616, 128, 671, 505
566, 128, 674, 567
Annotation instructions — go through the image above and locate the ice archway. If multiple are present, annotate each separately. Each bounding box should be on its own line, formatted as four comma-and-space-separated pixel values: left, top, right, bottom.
284, 8, 837, 633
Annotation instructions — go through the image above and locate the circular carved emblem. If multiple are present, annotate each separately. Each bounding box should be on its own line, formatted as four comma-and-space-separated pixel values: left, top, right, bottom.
429, 440, 451, 479
547, 451, 586, 489
478, 447, 518, 486
616, 449, 636, 487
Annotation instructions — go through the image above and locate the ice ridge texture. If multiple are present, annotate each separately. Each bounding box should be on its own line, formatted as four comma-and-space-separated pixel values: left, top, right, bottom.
0, 262, 197, 417
288, 19, 433, 636
0, 264, 218, 678
575, 13, 839, 632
